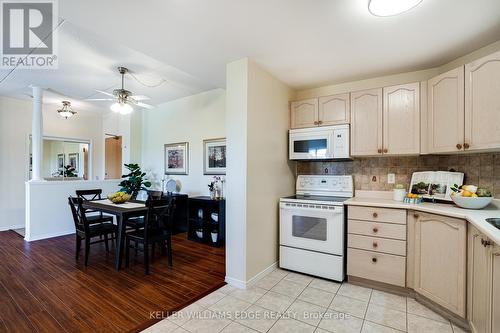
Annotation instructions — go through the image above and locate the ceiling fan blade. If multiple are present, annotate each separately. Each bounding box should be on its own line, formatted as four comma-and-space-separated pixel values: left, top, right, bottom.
85, 98, 115, 101
130, 95, 150, 101
95, 89, 115, 97
136, 102, 155, 110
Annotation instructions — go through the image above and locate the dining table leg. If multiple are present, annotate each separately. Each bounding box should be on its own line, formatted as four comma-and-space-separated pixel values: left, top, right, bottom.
115, 214, 127, 270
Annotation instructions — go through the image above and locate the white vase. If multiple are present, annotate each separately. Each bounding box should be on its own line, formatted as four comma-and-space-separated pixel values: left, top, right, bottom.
211, 231, 218, 243
393, 188, 406, 202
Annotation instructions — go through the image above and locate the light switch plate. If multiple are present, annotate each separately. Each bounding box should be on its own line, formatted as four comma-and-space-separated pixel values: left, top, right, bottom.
388, 173, 396, 184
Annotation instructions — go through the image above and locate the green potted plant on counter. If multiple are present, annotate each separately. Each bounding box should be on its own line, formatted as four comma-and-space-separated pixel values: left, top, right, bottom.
119, 163, 151, 199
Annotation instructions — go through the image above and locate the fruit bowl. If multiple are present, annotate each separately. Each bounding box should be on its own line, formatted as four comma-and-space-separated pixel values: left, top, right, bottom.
451, 195, 493, 210
107, 192, 131, 204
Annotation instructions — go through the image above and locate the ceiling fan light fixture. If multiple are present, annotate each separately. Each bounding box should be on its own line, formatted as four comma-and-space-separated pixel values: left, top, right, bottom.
368, 0, 423, 17
57, 101, 76, 119
111, 102, 133, 115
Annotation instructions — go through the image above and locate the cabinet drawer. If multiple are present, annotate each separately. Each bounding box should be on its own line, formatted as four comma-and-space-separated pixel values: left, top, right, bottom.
348, 234, 406, 256
349, 206, 406, 224
347, 248, 406, 287
348, 219, 406, 240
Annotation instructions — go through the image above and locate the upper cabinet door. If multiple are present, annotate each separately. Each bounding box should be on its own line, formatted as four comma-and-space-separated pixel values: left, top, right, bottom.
290, 99, 319, 129
428, 67, 465, 153
465, 51, 500, 151
383, 83, 420, 155
350, 88, 383, 156
318, 93, 350, 126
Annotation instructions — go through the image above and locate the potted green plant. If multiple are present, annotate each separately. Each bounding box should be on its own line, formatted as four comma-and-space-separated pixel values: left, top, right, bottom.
61, 165, 77, 177
118, 163, 152, 199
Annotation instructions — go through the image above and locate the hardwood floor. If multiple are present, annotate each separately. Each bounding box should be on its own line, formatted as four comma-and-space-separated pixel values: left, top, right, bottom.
0, 231, 225, 333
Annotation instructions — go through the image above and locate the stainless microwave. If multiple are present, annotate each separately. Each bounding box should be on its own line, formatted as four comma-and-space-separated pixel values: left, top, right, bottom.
289, 125, 350, 160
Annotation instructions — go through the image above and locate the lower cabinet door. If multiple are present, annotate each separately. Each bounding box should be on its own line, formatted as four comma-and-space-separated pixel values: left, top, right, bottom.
468, 227, 491, 333
491, 246, 500, 333
413, 213, 467, 317
347, 248, 406, 287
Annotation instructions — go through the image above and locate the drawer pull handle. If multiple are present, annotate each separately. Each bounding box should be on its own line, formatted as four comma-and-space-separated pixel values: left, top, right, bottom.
372, 257, 377, 263
414, 214, 419, 218
372, 242, 378, 248
373, 227, 378, 233
373, 212, 378, 218
456, 143, 462, 150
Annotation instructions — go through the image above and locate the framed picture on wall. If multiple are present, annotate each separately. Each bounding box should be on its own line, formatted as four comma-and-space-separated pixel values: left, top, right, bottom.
57, 154, 64, 170
164, 142, 189, 175
68, 153, 79, 172
203, 138, 226, 175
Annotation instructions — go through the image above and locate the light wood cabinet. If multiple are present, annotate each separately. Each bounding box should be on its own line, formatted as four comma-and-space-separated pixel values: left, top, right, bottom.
468, 225, 500, 333
428, 67, 465, 153
413, 212, 466, 317
492, 246, 500, 333
290, 99, 318, 129
383, 83, 420, 155
468, 226, 491, 333
465, 50, 500, 151
291, 95, 350, 129
318, 93, 350, 126
347, 206, 407, 287
350, 88, 383, 156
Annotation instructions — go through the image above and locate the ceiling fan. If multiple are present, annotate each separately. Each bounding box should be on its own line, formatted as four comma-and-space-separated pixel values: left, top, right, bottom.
86, 67, 154, 114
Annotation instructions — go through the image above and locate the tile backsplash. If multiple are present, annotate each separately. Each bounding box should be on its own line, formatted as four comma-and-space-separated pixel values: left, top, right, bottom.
296, 153, 500, 198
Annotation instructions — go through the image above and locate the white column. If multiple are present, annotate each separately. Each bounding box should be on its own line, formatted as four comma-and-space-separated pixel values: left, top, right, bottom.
31, 86, 43, 181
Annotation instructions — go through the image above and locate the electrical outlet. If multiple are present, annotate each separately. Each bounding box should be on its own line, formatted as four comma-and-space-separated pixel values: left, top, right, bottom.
388, 173, 396, 184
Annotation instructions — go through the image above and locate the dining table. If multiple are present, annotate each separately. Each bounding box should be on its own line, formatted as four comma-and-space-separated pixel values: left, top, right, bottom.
82, 199, 148, 270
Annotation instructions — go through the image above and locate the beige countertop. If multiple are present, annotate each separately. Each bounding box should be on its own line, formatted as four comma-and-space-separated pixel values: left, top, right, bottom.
345, 191, 500, 245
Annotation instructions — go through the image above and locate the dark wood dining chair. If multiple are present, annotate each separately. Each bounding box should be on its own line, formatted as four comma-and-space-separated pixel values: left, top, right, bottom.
125, 197, 175, 274
75, 189, 114, 225
68, 197, 118, 266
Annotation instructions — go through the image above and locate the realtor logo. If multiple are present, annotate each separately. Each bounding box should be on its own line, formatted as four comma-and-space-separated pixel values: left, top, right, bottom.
1, 0, 58, 68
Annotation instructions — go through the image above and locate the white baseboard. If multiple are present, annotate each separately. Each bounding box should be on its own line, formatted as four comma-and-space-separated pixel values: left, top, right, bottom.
225, 261, 278, 289
25, 229, 75, 242
0, 224, 25, 232
224, 276, 247, 289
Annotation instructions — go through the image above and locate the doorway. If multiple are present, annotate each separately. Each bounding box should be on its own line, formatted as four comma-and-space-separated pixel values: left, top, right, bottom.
105, 135, 122, 179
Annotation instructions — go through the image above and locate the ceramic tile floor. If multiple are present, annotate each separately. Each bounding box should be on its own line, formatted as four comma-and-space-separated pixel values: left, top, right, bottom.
142, 268, 469, 333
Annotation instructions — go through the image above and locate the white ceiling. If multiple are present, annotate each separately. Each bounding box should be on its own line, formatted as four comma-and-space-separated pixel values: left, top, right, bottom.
0, 21, 213, 113
58, 0, 500, 90
1, 0, 499, 110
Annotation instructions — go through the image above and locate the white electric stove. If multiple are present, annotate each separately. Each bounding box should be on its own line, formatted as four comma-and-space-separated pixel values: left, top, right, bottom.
279, 175, 353, 281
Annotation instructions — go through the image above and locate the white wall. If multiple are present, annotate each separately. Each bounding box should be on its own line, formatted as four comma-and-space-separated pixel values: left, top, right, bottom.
0, 96, 105, 231
141, 89, 226, 195
225, 60, 249, 286
25, 180, 120, 241
225, 59, 295, 287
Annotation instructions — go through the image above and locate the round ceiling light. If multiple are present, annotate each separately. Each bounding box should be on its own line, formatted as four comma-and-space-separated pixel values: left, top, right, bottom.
368, 0, 423, 17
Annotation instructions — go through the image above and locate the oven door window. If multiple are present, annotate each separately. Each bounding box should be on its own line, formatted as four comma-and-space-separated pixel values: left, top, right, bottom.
293, 139, 328, 157
292, 215, 327, 241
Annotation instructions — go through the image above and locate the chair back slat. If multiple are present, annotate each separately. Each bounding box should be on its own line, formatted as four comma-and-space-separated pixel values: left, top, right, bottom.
143, 197, 175, 242
76, 189, 103, 201
68, 196, 90, 233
